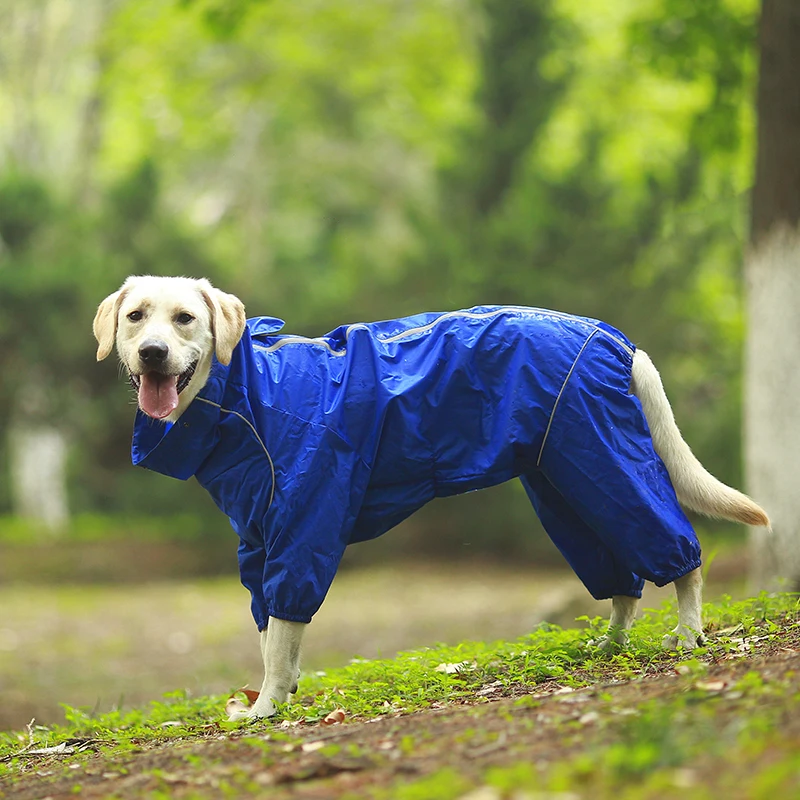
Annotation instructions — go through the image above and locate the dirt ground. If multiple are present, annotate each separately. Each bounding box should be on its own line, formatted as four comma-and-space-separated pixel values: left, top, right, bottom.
0, 557, 746, 732
3, 553, 784, 800
0, 563, 585, 731
4, 624, 799, 800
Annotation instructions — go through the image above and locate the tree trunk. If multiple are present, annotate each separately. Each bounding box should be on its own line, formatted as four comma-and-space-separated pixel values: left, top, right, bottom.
7, 369, 70, 533
9, 426, 69, 532
746, 0, 800, 590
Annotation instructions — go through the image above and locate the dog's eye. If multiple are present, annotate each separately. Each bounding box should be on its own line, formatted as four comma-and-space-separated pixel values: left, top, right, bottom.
127, 310, 143, 322
176, 312, 195, 325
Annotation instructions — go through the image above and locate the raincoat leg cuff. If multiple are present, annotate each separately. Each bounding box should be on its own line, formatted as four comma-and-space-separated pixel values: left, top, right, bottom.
266, 609, 314, 625
589, 585, 644, 602
652, 559, 702, 588
586, 573, 644, 601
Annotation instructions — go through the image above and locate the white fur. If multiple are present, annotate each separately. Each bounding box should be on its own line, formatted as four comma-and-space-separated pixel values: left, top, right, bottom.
93, 275, 245, 423
631, 350, 769, 528
95, 277, 770, 718
227, 618, 306, 721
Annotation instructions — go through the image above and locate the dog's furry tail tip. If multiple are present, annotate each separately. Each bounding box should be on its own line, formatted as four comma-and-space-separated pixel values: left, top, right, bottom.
707, 492, 770, 529
740, 503, 771, 529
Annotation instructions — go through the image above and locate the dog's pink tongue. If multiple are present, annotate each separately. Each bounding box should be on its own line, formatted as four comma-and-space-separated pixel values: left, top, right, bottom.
138, 373, 179, 419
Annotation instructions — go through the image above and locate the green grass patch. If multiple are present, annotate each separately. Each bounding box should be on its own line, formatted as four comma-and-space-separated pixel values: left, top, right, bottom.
1, 591, 798, 790
278, 591, 798, 722
0, 513, 217, 545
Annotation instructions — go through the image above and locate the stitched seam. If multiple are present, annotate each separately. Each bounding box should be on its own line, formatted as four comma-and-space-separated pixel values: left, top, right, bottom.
195, 397, 276, 511
252, 308, 634, 356
536, 330, 598, 468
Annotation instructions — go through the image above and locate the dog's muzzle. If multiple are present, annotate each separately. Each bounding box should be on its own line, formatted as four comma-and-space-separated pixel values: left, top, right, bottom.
129, 340, 199, 419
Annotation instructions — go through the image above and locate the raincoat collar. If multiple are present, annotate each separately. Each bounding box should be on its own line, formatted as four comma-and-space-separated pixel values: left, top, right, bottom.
131, 361, 228, 480
130, 318, 284, 481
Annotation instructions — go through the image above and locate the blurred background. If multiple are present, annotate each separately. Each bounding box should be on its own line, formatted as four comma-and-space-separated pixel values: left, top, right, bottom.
0, 0, 777, 729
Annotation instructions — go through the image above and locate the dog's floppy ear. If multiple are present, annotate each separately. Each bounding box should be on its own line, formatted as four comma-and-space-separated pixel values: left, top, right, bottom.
93, 287, 129, 361
198, 281, 246, 366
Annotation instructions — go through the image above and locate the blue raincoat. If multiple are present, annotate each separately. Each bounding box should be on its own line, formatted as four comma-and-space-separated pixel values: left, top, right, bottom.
132, 306, 701, 629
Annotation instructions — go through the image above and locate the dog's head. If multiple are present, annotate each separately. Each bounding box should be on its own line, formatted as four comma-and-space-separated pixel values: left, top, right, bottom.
94, 276, 246, 421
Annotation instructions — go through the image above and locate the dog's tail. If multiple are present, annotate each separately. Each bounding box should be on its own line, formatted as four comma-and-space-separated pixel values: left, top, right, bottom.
631, 349, 770, 528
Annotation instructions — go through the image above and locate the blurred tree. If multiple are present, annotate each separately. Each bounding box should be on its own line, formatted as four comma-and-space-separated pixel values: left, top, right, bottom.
0, 174, 68, 529
745, 0, 800, 589
0, 0, 769, 557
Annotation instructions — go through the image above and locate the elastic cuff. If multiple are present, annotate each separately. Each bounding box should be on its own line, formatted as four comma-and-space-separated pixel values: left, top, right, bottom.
652, 559, 702, 588
266, 609, 313, 624
590, 586, 644, 602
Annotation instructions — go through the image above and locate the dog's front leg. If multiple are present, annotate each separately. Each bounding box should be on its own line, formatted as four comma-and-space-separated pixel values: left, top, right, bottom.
591, 595, 639, 651
662, 567, 704, 650
229, 617, 306, 721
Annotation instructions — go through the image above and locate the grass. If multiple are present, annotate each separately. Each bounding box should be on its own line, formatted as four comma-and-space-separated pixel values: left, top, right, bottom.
274, 590, 797, 722
0, 564, 584, 732
2, 591, 799, 798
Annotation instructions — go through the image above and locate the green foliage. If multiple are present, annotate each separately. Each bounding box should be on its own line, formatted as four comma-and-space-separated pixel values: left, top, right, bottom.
0, 173, 54, 251
629, 0, 757, 154
1, 592, 797, 796
0, 513, 216, 545
0, 0, 763, 554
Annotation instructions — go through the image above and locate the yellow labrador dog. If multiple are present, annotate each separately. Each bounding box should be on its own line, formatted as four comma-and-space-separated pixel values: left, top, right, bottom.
94, 275, 769, 720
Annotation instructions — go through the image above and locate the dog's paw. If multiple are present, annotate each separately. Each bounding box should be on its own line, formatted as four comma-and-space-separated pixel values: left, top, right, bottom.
226, 694, 278, 722
590, 629, 629, 653
662, 626, 705, 651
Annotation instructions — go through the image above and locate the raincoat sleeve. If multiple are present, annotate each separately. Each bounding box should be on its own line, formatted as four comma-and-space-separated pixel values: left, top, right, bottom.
239, 427, 371, 628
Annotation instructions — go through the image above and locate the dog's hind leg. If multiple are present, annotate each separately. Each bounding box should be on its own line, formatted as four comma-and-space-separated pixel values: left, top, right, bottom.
662, 567, 704, 650
520, 471, 645, 651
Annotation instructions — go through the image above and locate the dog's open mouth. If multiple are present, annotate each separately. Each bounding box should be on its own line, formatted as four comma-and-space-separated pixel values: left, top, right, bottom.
129, 361, 198, 420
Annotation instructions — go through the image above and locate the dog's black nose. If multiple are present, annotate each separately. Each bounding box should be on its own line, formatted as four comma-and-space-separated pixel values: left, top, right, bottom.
139, 340, 169, 364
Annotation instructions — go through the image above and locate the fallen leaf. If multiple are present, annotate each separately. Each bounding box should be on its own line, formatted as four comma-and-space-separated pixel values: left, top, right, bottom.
226, 687, 261, 717
694, 680, 727, 693
322, 708, 346, 725
27, 743, 74, 756
225, 698, 250, 717
302, 740, 326, 753
228, 688, 260, 705
17, 739, 101, 758
435, 661, 474, 674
